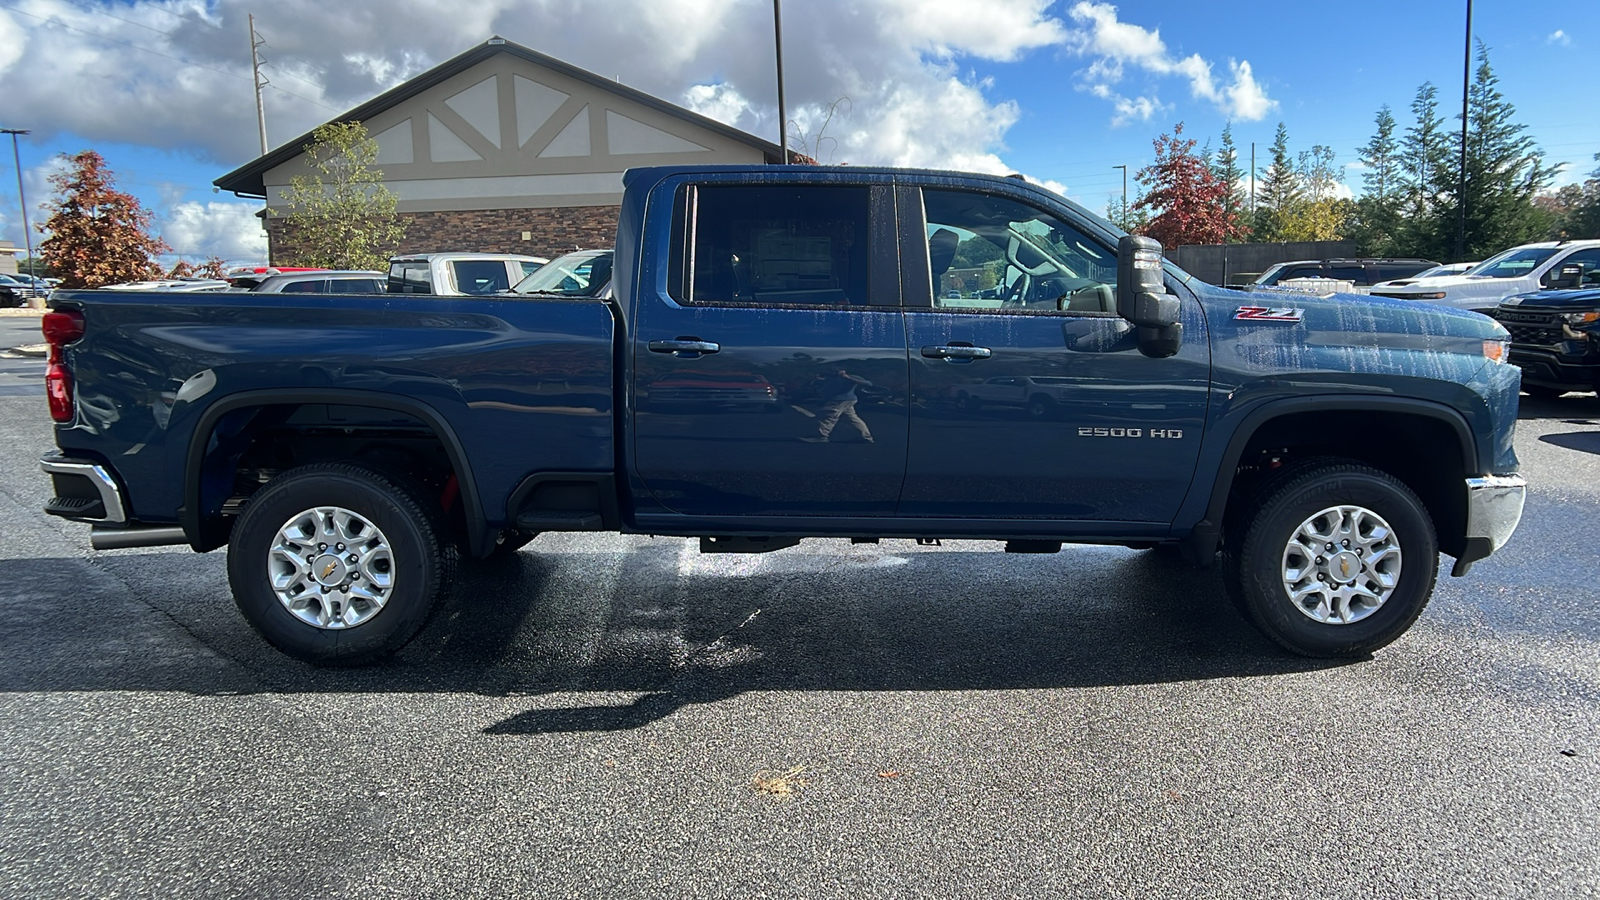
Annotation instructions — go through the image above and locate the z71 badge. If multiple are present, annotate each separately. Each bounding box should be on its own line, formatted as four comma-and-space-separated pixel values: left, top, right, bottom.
1234, 305, 1306, 322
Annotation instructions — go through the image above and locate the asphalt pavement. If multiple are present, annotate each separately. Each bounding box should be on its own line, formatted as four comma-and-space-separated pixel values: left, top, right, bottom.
1, 384, 1597, 898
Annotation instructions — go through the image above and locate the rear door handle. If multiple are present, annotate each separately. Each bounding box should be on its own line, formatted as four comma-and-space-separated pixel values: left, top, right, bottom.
649, 338, 721, 357
921, 344, 992, 360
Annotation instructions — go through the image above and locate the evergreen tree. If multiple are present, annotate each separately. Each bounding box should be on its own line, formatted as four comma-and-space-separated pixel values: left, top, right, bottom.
1211, 123, 1250, 241
1253, 122, 1301, 241
1349, 106, 1404, 255
1397, 82, 1453, 259
39, 150, 168, 288
1445, 41, 1559, 259
1557, 151, 1600, 239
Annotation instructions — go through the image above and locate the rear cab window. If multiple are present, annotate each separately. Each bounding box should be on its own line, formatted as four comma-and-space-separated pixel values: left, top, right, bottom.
451, 260, 513, 295
388, 261, 432, 294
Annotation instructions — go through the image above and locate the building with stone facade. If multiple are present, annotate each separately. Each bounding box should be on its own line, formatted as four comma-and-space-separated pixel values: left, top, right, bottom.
215, 37, 785, 264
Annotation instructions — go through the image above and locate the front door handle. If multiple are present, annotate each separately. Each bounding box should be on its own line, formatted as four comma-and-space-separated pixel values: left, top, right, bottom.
921, 344, 992, 360
649, 338, 721, 357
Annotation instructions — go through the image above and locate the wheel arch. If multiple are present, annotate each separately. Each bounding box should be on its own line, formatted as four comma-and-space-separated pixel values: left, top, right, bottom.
182, 389, 486, 555
1193, 396, 1478, 560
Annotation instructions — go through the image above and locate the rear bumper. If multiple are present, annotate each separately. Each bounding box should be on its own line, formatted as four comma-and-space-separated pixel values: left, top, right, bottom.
1451, 474, 1527, 576
40, 455, 127, 524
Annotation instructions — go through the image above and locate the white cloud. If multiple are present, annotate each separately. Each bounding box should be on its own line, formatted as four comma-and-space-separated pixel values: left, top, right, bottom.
1548, 29, 1571, 46
1066, 1, 1276, 122
160, 201, 269, 264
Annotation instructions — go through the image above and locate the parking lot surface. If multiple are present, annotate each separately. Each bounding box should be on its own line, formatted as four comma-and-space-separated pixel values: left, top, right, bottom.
1, 391, 1597, 898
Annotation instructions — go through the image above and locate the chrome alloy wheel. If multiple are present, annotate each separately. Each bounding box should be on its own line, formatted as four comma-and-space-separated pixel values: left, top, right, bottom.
267, 506, 395, 629
1280, 505, 1402, 625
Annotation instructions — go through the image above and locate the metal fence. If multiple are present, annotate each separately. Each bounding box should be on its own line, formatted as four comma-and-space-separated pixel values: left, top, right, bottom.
1165, 241, 1358, 287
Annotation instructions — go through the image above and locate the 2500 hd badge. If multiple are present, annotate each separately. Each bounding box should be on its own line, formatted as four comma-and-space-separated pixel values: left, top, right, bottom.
1077, 427, 1184, 438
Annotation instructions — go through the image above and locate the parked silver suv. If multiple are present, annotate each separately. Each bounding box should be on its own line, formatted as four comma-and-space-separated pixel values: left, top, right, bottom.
249, 271, 386, 294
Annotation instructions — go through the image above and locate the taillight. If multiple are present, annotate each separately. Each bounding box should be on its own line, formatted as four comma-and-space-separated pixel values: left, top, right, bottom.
41, 310, 85, 423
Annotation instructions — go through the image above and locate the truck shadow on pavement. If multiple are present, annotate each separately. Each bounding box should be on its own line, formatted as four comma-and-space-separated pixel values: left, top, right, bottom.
0, 540, 1353, 734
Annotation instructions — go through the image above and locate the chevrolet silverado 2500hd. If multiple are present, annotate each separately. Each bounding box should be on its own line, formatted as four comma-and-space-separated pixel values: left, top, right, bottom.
40, 165, 1526, 665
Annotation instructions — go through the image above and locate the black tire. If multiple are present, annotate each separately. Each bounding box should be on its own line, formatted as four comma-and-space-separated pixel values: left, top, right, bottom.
1223, 461, 1437, 657
227, 463, 456, 666
1026, 395, 1054, 420
1522, 385, 1566, 400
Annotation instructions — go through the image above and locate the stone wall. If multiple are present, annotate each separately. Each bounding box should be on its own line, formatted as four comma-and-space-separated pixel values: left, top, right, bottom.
266, 205, 620, 266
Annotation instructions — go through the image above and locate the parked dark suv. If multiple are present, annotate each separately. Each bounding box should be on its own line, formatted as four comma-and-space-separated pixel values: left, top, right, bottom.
1249, 258, 1439, 291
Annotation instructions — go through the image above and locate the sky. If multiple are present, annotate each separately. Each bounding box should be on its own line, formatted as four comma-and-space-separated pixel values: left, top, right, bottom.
0, 0, 1594, 266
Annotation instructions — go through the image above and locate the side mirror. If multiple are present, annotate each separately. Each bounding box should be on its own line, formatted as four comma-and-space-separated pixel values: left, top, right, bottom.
1116, 235, 1183, 358
1548, 264, 1584, 290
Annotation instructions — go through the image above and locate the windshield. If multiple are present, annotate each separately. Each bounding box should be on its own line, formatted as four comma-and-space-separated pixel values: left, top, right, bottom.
1466, 247, 1557, 279
510, 251, 613, 297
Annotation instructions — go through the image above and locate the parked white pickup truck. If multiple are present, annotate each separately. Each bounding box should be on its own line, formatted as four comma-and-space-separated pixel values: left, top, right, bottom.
1371, 240, 1600, 313
387, 253, 548, 296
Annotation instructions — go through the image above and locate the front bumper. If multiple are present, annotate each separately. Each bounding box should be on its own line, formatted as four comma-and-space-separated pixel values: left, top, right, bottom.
1507, 345, 1600, 390
1451, 474, 1527, 576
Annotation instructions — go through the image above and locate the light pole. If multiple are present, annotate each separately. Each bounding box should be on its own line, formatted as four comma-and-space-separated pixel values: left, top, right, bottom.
1, 129, 33, 284
1455, 0, 1472, 262
773, 0, 788, 163
1112, 164, 1128, 229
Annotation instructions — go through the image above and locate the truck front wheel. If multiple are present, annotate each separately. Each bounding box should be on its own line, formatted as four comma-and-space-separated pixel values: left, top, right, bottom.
227, 463, 456, 666
1224, 462, 1437, 657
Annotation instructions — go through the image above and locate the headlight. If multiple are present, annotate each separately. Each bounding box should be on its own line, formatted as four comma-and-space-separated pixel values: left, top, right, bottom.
1413, 292, 1448, 300
1561, 311, 1600, 325
1483, 338, 1509, 363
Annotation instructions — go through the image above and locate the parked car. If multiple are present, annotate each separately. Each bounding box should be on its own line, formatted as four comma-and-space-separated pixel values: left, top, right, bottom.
1490, 283, 1600, 398
225, 266, 328, 290
508, 249, 612, 299
1248, 258, 1439, 294
0, 273, 42, 306
1374, 262, 1478, 288
1372, 240, 1600, 312
248, 271, 386, 294
100, 278, 231, 292
387, 253, 548, 296
39, 164, 1525, 666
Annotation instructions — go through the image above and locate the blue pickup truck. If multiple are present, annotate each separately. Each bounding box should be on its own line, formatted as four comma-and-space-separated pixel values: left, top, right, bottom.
40, 165, 1526, 665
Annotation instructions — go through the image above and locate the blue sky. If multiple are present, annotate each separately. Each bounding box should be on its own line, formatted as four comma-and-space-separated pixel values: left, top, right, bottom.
0, 0, 1594, 265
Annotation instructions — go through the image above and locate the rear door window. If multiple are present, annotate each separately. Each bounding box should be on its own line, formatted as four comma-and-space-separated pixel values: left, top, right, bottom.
669, 184, 872, 307
278, 279, 327, 293
328, 278, 383, 294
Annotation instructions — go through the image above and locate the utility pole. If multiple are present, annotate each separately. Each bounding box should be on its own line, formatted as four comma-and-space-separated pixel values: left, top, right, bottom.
1, 129, 34, 286
1250, 142, 1256, 216
249, 13, 269, 156
772, 0, 788, 163
1455, 0, 1473, 262
1112, 164, 1127, 229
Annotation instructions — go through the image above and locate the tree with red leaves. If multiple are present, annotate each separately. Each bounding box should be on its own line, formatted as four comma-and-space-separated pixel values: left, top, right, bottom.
39, 150, 169, 288
1132, 123, 1237, 247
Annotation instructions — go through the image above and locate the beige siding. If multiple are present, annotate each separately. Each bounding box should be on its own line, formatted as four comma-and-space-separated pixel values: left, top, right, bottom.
263, 54, 764, 216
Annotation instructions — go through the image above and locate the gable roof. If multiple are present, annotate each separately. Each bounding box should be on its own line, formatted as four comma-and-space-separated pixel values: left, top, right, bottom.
215, 36, 785, 197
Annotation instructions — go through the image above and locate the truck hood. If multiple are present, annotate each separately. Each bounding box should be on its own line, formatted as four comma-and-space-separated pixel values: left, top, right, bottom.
1374, 274, 1519, 298
1194, 281, 1506, 355
1496, 287, 1600, 311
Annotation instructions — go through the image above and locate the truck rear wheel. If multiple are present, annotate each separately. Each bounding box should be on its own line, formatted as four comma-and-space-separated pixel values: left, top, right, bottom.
1224, 461, 1437, 657
227, 463, 456, 666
